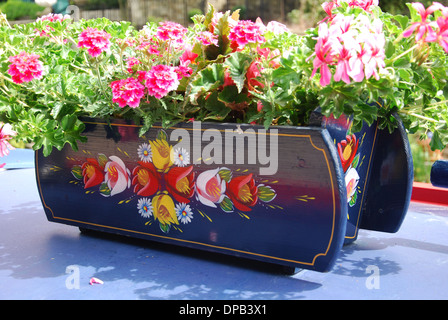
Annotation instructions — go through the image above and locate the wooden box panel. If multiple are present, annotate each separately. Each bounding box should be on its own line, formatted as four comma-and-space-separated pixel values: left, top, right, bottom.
36, 119, 347, 272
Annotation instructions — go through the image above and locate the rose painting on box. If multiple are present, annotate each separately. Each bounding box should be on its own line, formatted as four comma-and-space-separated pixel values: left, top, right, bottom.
70, 129, 278, 234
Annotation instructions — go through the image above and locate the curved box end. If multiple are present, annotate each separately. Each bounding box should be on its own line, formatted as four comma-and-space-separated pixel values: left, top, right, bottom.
360, 117, 413, 233
320, 113, 380, 245
318, 129, 349, 272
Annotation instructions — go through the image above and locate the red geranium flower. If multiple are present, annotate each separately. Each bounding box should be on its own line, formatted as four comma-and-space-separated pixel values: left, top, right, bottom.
226, 174, 258, 212
132, 162, 161, 197
246, 60, 264, 91
82, 158, 105, 189
165, 165, 195, 203
337, 134, 359, 173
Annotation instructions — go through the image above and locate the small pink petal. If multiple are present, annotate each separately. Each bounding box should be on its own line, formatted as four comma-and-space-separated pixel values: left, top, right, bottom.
89, 277, 104, 285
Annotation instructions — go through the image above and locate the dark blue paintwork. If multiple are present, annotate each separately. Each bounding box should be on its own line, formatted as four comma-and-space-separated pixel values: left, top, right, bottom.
431, 160, 448, 188
360, 117, 413, 233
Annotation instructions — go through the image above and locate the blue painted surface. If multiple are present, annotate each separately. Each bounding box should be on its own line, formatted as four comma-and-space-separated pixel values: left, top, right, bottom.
1, 148, 35, 170
1, 151, 448, 299
431, 160, 448, 188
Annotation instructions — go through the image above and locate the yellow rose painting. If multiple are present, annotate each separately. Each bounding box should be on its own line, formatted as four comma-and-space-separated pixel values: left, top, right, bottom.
152, 192, 179, 233
150, 139, 173, 172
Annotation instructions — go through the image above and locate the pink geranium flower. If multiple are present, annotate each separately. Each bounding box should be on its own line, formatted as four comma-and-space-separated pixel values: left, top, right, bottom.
196, 31, 219, 46
180, 45, 199, 65
144, 65, 180, 99
175, 61, 194, 80
334, 46, 353, 84
402, 2, 444, 42
7, 51, 44, 84
436, 16, 448, 53
35, 13, 70, 37
125, 57, 141, 73
156, 21, 188, 46
311, 23, 339, 86
110, 77, 145, 108
322, 0, 378, 19
321, 1, 338, 23
136, 40, 160, 56
78, 27, 111, 57
348, 45, 368, 82
0, 123, 16, 168
266, 21, 289, 35
36, 13, 70, 22
362, 33, 386, 80
257, 47, 281, 68
311, 10, 386, 86
346, 0, 379, 12
228, 20, 266, 50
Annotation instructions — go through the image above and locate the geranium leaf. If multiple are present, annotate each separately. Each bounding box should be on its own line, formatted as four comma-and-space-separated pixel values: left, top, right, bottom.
204, 91, 232, 120
189, 64, 225, 104
224, 52, 251, 93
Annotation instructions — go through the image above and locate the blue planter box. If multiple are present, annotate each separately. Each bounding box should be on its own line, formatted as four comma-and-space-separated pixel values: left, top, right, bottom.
35, 115, 413, 272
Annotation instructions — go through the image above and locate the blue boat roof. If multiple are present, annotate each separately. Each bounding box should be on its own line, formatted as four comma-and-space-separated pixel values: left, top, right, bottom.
1, 149, 447, 300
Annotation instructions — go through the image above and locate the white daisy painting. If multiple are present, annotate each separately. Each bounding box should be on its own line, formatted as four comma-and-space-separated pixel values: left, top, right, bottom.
137, 198, 153, 218
175, 202, 193, 224
137, 143, 152, 162
173, 147, 190, 167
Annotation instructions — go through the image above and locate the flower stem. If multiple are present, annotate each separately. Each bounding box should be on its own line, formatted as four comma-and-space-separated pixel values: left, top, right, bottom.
389, 44, 418, 63
399, 109, 441, 123
0, 73, 21, 86
428, 100, 448, 107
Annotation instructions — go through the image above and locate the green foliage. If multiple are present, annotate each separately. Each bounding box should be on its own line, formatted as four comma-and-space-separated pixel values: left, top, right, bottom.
1, 2, 448, 158
0, 0, 45, 21
188, 8, 203, 24
272, 2, 448, 150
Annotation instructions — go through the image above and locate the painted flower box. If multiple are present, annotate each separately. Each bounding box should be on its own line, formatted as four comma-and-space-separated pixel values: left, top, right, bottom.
35, 114, 413, 272
1, 1, 445, 275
